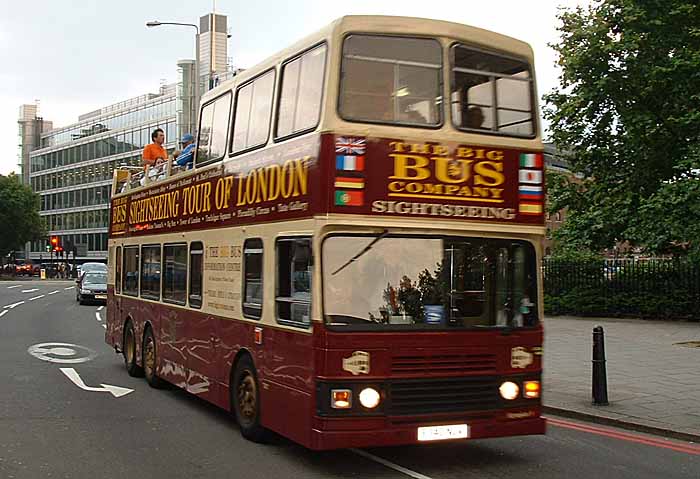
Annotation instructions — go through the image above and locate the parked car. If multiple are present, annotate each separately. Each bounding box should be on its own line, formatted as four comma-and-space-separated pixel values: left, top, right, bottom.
76, 271, 107, 304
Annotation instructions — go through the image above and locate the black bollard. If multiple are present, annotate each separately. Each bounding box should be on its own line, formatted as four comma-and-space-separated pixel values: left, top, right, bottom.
592, 326, 609, 405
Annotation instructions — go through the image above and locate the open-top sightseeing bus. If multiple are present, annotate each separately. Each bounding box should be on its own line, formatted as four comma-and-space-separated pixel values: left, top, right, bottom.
107, 15, 546, 450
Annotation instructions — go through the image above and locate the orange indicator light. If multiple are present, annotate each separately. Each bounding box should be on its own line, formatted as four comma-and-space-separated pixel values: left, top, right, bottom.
331, 389, 352, 409
524, 381, 540, 398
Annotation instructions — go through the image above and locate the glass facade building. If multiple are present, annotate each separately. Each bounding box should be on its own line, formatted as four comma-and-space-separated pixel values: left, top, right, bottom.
28, 85, 178, 261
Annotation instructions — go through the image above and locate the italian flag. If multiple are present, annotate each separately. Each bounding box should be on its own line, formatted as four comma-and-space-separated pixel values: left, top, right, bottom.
520, 153, 543, 168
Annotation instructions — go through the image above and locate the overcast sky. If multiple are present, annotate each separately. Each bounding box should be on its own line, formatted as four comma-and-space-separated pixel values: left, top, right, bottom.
0, 0, 591, 175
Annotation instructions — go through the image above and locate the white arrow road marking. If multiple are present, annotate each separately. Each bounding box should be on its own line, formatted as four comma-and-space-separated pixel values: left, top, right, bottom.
7, 285, 21, 289
28, 295, 45, 301
102, 324, 107, 329
97, 306, 104, 311
21, 289, 39, 293
64, 287, 74, 290
0, 310, 8, 318
59, 368, 133, 398
48, 290, 60, 295
3, 301, 24, 309
351, 449, 434, 479
95, 312, 102, 322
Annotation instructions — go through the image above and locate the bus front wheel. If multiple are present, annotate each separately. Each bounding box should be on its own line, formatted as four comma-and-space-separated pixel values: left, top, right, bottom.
123, 321, 143, 377
232, 355, 268, 443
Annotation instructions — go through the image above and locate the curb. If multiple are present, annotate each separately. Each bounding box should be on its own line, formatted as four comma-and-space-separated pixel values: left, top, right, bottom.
543, 405, 700, 444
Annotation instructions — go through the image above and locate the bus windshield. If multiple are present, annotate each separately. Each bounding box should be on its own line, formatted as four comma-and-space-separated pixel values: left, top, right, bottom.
339, 34, 442, 126
323, 235, 538, 331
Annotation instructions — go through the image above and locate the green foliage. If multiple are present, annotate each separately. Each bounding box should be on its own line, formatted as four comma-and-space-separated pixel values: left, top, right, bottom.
543, 0, 700, 256
0, 174, 46, 258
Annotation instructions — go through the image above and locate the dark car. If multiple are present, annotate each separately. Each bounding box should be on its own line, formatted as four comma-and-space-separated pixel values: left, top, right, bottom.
76, 271, 107, 304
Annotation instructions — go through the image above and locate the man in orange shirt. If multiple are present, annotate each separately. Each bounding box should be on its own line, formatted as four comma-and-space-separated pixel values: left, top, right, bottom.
142, 128, 167, 169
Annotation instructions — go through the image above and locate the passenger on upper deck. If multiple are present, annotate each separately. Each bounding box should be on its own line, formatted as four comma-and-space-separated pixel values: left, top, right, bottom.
142, 128, 167, 169
174, 133, 196, 170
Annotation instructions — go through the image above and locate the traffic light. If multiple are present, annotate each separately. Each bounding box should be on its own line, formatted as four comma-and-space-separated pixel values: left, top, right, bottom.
50, 237, 58, 252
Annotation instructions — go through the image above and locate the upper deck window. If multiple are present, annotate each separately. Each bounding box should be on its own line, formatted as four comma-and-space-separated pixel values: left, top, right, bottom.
196, 92, 232, 166
231, 70, 275, 153
451, 45, 535, 137
339, 35, 442, 127
276, 44, 327, 139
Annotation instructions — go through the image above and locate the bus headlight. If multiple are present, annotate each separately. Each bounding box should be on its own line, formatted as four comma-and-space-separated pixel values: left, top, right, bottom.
331, 389, 352, 409
499, 381, 520, 400
358, 387, 381, 409
524, 381, 540, 398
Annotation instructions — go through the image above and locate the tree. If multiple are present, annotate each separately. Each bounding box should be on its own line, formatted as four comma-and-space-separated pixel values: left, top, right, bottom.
543, 0, 700, 257
0, 174, 46, 263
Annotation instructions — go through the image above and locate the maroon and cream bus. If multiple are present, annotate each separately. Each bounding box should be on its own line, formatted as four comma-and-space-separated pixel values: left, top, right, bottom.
106, 15, 546, 450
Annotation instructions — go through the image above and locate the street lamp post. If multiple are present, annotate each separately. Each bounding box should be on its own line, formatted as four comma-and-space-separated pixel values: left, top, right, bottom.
146, 20, 200, 136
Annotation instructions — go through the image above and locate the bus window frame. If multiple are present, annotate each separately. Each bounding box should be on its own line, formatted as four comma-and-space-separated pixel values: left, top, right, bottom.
115, 245, 122, 294
337, 32, 445, 131
449, 42, 537, 139
161, 242, 188, 306
275, 236, 313, 329
194, 91, 233, 169
273, 41, 328, 143
140, 243, 162, 301
229, 68, 277, 157
122, 245, 140, 297
188, 241, 204, 309
242, 238, 264, 320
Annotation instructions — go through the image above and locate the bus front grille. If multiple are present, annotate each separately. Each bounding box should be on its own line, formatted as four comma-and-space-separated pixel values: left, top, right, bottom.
388, 377, 499, 415
391, 353, 497, 376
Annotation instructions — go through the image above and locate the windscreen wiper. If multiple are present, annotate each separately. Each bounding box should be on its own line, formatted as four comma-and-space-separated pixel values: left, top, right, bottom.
331, 229, 389, 276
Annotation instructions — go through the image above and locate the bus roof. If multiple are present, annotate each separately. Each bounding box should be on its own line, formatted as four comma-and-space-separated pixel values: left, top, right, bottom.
202, 15, 535, 104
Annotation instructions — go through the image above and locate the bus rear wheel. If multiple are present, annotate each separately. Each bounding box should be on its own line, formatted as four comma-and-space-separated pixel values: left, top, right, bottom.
232, 355, 268, 443
142, 327, 166, 389
123, 321, 143, 377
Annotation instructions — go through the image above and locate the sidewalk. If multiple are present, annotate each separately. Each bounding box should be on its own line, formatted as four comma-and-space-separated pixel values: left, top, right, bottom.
544, 316, 700, 440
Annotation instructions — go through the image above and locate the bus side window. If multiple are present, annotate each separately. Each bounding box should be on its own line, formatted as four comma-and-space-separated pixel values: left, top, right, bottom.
115, 246, 122, 294
195, 92, 232, 167
242, 239, 263, 319
189, 242, 204, 309
276, 238, 312, 327
276, 43, 327, 139
231, 69, 275, 154
162, 243, 188, 305
140, 244, 161, 301
123, 246, 139, 296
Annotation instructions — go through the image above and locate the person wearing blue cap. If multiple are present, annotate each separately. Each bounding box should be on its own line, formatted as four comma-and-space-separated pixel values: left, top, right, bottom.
174, 133, 196, 170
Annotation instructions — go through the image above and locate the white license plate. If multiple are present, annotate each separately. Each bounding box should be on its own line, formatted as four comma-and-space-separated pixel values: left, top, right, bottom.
417, 424, 469, 441
95, 294, 107, 299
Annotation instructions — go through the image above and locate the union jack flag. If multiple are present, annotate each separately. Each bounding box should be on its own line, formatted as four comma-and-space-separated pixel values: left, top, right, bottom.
335, 136, 366, 155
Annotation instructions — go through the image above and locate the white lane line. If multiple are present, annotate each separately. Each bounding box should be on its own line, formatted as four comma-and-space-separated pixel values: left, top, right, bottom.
48, 290, 60, 295
3, 301, 24, 309
0, 310, 8, 318
102, 324, 107, 329
21, 289, 39, 293
7, 285, 21, 289
28, 295, 45, 301
95, 312, 102, 322
351, 449, 433, 479
97, 306, 104, 311
64, 287, 74, 290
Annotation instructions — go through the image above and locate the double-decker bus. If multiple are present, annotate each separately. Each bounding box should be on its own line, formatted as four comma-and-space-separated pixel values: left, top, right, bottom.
107, 15, 546, 450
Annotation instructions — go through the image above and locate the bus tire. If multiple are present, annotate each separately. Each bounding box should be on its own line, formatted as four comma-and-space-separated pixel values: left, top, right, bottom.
232, 355, 268, 443
142, 327, 167, 389
123, 321, 143, 377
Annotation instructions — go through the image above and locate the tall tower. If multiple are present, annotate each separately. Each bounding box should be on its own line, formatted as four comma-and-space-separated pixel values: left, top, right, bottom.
17, 104, 52, 185
198, 13, 228, 89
